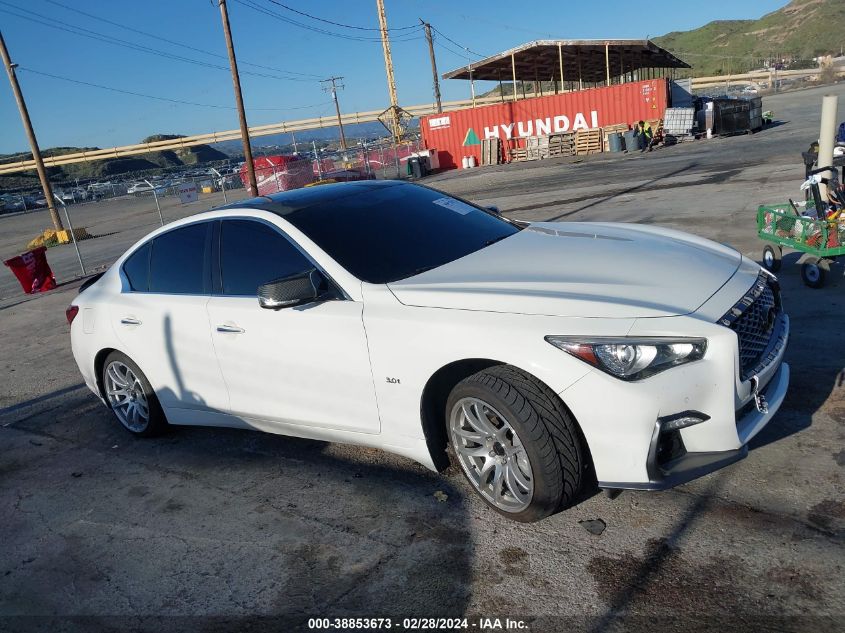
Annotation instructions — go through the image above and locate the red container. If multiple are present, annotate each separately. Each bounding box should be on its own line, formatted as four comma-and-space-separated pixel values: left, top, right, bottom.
4, 246, 56, 294
421, 79, 669, 170
241, 155, 315, 196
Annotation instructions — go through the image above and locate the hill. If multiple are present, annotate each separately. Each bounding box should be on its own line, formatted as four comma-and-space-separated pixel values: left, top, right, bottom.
654, 0, 845, 76
0, 134, 229, 191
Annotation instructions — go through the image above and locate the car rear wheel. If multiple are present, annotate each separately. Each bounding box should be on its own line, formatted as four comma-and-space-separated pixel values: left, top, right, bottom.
102, 351, 166, 436
446, 365, 586, 522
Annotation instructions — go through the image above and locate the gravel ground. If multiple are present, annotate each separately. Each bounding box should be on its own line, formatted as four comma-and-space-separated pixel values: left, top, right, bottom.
0, 83, 843, 632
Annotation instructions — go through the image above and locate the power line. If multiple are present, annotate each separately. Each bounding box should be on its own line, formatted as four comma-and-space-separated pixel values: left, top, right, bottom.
434, 38, 472, 62
234, 0, 423, 43
429, 25, 486, 58
17, 66, 331, 111
41, 0, 321, 79
263, 0, 418, 31
0, 2, 315, 81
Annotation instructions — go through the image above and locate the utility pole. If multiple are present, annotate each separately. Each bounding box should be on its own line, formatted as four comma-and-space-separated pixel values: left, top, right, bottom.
217, 0, 257, 195
376, 0, 401, 143
0, 30, 63, 230
321, 77, 347, 151
420, 20, 441, 113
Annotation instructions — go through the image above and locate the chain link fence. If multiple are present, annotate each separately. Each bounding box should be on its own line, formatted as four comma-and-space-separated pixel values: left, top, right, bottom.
0, 139, 424, 300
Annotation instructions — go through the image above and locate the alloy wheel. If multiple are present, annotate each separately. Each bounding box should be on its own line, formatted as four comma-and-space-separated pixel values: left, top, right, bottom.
449, 397, 534, 512
105, 361, 150, 432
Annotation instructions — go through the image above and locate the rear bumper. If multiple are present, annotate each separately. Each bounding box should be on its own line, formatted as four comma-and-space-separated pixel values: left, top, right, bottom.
598, 361, 789, 491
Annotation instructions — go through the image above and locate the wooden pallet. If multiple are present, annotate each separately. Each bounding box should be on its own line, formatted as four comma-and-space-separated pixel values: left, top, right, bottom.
509, 147, 528, 162
548, 132, 576, 157
480, 138, 502, 166
575, 129, 603, 155
601, 124, 629, 152
509, 132, 577, 162
525, 136, 550, 160
648, 118, 664, 143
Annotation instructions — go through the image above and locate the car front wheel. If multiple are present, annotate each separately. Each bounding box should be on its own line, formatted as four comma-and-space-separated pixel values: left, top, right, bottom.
446, 365, 586, 522
102, 351, 166, 436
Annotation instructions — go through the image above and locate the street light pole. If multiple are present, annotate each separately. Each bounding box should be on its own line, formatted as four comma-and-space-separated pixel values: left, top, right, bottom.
217, 0, 257, 195
0, 30, 64, 230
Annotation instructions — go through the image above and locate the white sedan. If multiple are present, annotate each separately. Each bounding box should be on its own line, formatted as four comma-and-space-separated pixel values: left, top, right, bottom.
68, 181, 789, 522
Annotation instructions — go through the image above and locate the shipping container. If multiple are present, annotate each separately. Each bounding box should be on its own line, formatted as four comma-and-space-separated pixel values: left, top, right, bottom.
420, 79, 669, 170
240, 155, 314, 195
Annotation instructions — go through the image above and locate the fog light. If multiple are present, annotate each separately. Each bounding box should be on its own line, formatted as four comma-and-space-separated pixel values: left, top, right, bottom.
658, 411, 710, 432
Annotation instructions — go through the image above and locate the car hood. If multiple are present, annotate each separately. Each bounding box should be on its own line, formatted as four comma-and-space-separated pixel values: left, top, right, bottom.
387, 222, 742, 318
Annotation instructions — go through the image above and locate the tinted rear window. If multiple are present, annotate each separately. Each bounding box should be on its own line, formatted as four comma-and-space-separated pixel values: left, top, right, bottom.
123, 242, 150, 291
219, 219, 311, 296
149, 222, 211, 294
285, 184, 518, 283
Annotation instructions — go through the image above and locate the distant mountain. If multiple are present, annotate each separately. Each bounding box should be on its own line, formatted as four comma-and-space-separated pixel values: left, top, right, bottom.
0, 134, 229, 190
654, 0, 845, 76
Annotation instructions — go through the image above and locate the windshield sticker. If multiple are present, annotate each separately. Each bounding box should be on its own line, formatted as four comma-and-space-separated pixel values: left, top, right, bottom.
432, 197, 474, 215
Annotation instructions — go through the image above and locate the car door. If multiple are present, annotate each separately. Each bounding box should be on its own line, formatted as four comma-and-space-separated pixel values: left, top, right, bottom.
206, 218, 380, 434
110, 221, 230, 415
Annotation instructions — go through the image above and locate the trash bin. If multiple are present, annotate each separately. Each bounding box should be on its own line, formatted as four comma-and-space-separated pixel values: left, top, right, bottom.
408, 156, 424, 179
608, 132, 624, 153
3, 246, 56, 294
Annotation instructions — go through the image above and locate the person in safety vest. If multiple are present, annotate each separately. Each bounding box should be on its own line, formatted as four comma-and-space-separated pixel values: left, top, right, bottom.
635, 120, 654, 152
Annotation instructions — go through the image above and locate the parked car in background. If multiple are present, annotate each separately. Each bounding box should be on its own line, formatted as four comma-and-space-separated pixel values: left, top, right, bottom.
58, 188, 88, 203
127, 182, 165, 195
68, 181, 790, 522
1, 194, 26, 212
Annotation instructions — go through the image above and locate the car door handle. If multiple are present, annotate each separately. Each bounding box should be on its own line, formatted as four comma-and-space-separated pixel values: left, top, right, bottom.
120, 317, 142, 325
216, 324, 245, 333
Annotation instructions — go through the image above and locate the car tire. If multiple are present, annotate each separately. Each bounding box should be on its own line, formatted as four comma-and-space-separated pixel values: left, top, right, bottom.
446, 365, 585, 522
801, 257, 826, 289
762, 245, 782, 273
102, 351, 167, 437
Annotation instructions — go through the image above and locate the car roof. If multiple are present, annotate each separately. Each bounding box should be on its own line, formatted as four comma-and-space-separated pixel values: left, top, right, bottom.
215, 179, 407, 217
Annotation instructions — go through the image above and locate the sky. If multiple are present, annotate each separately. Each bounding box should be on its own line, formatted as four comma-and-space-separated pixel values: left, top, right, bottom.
0, 0, 789, 154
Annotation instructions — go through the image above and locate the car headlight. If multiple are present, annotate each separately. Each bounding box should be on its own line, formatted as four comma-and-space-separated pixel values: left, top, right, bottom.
544, 336, 707, 381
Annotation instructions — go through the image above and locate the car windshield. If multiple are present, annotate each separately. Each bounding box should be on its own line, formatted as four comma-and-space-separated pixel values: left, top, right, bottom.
285, 184, 520, 283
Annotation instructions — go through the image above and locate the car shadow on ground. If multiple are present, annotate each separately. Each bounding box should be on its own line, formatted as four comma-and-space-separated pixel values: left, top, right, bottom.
3, 386, 475, 622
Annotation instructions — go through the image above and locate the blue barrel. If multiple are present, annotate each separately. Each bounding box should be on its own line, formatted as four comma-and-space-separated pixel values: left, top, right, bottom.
623, 130, 639, 151
607, 132, 624, 153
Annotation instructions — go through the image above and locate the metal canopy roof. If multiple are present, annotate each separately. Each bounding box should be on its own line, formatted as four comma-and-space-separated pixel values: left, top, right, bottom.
442, 40, 690, 83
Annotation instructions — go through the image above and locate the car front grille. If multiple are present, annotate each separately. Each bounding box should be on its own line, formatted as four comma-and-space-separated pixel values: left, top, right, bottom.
718, 271, 783, 381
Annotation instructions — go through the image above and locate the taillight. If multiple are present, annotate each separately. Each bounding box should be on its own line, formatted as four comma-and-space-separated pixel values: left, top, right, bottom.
66, 305, 79, 325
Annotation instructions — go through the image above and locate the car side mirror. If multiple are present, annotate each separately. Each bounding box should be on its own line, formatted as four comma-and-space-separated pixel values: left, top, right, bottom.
485, 204, 501, 215
258, 268, 325, 310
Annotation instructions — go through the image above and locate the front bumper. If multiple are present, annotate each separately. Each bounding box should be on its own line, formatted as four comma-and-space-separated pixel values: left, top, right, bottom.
558, 301, 789, 489
598, 361, 789, 491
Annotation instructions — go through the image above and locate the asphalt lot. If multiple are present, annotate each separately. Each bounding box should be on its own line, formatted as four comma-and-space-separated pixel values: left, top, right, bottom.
1, 84, 843, 631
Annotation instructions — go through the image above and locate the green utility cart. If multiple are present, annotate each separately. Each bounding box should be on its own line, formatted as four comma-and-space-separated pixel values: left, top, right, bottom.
757, 203, 845, 288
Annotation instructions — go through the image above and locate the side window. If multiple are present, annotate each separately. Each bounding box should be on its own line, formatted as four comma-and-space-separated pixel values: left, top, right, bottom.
219, 219, 312, 296
122, 241, 151, 291
149, 222, 211, 294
